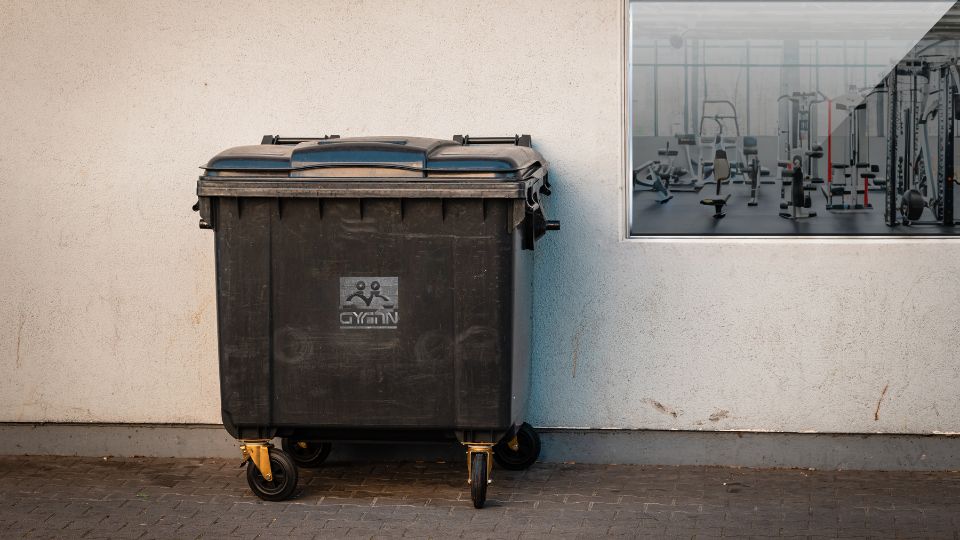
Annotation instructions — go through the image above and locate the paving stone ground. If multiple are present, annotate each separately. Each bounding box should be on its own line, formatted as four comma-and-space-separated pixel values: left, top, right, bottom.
1, 455, 959, 538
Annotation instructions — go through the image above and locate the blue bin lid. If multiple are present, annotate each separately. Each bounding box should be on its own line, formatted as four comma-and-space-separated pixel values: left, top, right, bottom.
202, 136, 545, 178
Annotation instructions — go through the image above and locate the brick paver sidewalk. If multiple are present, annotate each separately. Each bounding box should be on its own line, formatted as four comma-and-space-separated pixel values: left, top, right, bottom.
1, 455, 959, 538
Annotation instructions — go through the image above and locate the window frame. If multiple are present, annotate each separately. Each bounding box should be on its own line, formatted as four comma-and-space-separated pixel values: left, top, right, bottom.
622, 0, 960, 240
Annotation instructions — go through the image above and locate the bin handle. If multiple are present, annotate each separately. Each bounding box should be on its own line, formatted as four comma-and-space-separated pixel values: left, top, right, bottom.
193, 198, 214, 230
453, 134, 532, 147
261, 135, 340, 145
525, 187, 542, 212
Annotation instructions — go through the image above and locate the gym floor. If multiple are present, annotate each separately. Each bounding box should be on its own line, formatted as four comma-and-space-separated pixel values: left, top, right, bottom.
630, 136, 960, 237
630, 181, 960, 237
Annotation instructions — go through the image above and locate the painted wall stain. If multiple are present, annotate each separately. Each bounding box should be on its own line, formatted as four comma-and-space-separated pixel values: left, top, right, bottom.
709, 409, 730, 422
15, 308, 25, 369
191, 295, 213, 326
874, 383, 890, 421
644, 399, 681, 418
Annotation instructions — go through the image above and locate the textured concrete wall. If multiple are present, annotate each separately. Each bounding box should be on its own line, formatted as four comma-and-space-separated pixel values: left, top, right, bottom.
1, 0, 958, 433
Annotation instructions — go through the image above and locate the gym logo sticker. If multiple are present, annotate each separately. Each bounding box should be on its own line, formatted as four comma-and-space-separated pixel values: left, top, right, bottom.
339, 277, 398, 329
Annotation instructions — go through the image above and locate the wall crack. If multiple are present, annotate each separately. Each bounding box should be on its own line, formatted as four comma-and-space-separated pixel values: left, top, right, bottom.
569, 297, 600, 379
874, 383, 889, 421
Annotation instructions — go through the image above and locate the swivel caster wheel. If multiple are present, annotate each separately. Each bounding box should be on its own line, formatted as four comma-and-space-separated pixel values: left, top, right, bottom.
493, 423, 541, 470
281, 438, 332, 468
245, 446, 298, 501
470, 451, 489, 509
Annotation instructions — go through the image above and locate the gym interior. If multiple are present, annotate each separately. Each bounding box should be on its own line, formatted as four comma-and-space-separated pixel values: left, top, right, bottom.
630, 1, 960, 236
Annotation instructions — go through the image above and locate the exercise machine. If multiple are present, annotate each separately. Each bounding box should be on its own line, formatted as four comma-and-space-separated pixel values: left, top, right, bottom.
697, 100, 749, 184
778, 91, 827, 186
743, 136, 773, 207
700, 149, 732, 219
779, 144, 822, 212
823, 163, 868, 210
824, 86, 878, 210
669, 134, 705, 192
883, 57, 958, 226
779, 153, 817, 220
633, 141, 678, 204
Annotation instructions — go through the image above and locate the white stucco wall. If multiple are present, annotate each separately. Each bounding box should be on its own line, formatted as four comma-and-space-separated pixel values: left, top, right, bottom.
1, 0, 957, 433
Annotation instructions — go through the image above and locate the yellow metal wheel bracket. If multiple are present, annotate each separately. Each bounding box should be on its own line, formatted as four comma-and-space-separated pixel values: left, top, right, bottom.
240, 440, 274, 482
464, 443, 494, 485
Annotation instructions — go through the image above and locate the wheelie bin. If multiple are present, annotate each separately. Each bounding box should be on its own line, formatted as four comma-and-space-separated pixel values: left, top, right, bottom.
193, 134, 558, 508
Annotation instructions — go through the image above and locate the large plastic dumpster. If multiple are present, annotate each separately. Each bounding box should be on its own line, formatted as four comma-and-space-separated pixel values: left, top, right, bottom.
194, 134, 558, 507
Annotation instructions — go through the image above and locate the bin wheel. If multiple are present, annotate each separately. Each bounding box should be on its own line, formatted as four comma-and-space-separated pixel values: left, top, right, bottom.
493, 423, 541, 470
281, 438, 332, 468
470, 452, 488, 509
246, 448, 298, 502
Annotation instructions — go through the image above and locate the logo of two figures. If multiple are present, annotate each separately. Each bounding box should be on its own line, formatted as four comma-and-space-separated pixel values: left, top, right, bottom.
345, 280, 393, 308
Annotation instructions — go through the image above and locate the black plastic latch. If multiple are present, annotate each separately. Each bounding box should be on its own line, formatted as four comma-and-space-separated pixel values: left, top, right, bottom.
539, 173, 553, 196
193, 198, 215, 230
453, 134, 532, 147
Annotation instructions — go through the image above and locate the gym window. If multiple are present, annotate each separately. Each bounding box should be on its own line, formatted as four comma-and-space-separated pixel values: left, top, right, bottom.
627, 1, 960, 236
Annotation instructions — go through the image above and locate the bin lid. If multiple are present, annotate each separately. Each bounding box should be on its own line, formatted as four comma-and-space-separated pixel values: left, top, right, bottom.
202, 136, 545, 179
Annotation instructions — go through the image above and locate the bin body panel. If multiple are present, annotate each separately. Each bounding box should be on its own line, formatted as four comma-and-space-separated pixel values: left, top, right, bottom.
214, 197, 524, 437
216, 197, 274, 432
510, 230, 533, 428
